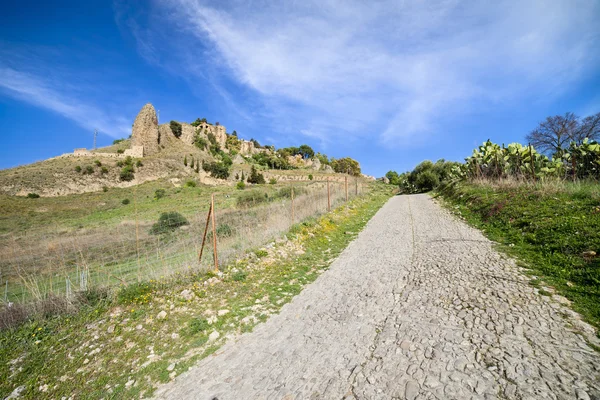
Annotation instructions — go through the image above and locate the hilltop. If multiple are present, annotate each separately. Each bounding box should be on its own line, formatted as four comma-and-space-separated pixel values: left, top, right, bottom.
0, 103, 367, 197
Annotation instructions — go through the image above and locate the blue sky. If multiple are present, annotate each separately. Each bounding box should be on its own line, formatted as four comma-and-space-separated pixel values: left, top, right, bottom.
1, 0, 599, 177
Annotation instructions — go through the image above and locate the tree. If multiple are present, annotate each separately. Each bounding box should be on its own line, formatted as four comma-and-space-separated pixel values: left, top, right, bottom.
385, 171, 400, 185
170, 121, 183, 138
247, 165, 266, 184
331, 157, 361, 176
526, 112, 591, 156
298, 144, 315, 159
573, 112, 600, 144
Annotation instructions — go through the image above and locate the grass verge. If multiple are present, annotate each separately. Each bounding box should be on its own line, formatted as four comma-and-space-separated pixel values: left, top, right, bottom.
0, 184, 392, 399
437, 181, 600, 336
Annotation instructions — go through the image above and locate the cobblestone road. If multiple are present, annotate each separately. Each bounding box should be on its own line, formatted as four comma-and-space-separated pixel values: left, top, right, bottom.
155, 194, 600, 400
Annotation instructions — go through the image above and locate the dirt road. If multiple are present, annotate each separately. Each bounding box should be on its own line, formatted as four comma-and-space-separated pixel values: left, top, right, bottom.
155, 194, 600, 399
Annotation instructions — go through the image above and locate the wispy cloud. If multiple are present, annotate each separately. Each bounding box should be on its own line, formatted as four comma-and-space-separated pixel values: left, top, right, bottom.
0, 66, 131, 138
132, 0, 600, 146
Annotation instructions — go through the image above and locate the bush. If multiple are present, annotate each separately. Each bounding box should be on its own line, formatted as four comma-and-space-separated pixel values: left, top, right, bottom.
117, 149, 124, 154
236, 181, 246, 190
136, 160, 143, 167
247, 166, 266, 184
275, 186, 306, 199
150, 211, 189, 234
27, 193, 40, 198
202, 161, 230, 179
185, 180, 197, 188
94, 160, 102, 167
415, 170, 439, 192
237, 190, 269, 207
122, 198, 130, 205
232, 271, 247, 282
170, 120, 183, 138
188, 318, 210, 334
113, 139, 125, 145
154, 189, 166, 200
102, 186, 108, 192
83, 165, 94, 175
308, 174, 313, 180
100, 166, 108, 174
120, 165, 135, 181
254, 249, 268, 258
216, 223, 233, 238
269, 178, 277, 185
117, 281, 154, 305
194, 136, 208, 150
75, 165, 82, 173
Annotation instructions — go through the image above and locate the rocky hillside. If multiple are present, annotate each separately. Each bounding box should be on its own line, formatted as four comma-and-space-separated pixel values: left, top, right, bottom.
0, 103, 365, 197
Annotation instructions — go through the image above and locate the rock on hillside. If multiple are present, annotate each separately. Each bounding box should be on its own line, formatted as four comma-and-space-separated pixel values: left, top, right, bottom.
131, 103, 160, 156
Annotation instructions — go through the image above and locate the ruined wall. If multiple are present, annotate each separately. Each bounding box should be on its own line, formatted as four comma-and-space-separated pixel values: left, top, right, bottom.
131, 103, 160, 156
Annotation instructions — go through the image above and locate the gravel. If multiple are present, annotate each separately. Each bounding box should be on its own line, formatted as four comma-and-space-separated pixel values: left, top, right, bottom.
154, 194, 600, 399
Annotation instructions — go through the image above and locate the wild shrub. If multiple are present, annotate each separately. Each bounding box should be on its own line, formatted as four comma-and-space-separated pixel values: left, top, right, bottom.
232, 271, 247, 281
100, 166, 108, 174
74, 165, 82, 173
254, 249, 268, 258
275, 186, 306, 199
102, 186, 108, 192
154, 189, 166, 200
269, 178, 277, 185
185, 180, 197, 188
188, 318, 210, 334
83, 165, 94, 175
117, 149, 124, 154
194, 136, 208, 150
27, 193, 40, 198
236, 190, 269, 207
308, 174, 313, 180
119, 165, 135, 181
121, 198, 130, 205
117, 281, 155, 305
415, 170, 439, 191
150, 211, 189, 234
170, 120, 183, 138
202, 161, 230, 179
136, 160, 143, 167
236, 181, 246, 190
94, 160, 102, 167
247, 165, 266, 184
113, 138, 125, 145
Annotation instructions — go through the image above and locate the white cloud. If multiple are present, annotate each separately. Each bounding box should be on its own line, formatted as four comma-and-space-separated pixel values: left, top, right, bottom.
145, 0, 600, 146
0, 66, 131, 138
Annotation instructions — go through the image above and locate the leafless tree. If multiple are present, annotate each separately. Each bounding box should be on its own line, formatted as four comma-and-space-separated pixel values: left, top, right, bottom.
572, 112, 600, 144
526, 112, 579, 155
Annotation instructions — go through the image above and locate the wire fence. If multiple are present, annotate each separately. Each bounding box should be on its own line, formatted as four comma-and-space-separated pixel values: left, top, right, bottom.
0, 177, 367, 304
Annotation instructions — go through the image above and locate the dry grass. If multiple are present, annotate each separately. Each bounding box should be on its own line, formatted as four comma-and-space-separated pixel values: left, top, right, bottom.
0, 179, 366, 304
468, 177, 600, 199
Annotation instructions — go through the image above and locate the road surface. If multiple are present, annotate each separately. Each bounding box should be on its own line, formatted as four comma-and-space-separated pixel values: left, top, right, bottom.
155, 194, 600, 400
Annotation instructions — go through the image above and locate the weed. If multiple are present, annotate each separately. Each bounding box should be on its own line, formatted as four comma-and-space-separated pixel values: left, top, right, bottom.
254, 249, 268, 258
232, 271, 247, 282
150, 211, 189, 235
188, 318, 210, 335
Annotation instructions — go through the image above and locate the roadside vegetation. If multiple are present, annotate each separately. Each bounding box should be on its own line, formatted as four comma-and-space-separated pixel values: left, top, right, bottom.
0, 184, 391, 399
386, 110, 600, 335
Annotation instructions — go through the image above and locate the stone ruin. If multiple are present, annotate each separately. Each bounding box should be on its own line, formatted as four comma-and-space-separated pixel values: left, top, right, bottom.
131, 103, 160, 156
63, 102, 264, 159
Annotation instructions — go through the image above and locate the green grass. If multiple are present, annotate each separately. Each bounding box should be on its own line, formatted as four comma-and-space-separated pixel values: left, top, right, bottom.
438, 180, 600, 334
0, 183, 392, 399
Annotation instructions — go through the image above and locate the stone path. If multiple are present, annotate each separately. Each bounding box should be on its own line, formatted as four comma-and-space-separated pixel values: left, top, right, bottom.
155, 194, 600, 400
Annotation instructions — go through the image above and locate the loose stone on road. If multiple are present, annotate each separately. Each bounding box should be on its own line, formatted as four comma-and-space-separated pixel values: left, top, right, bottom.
155, 194, 600, 399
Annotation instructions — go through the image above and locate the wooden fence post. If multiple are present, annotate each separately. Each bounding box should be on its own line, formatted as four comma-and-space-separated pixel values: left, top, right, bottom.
327, 177, 331, 212
291, 184, 295, 225
355, 178, 358, 196
198, 202, 212, 263
345, 175, 348, 202
211, 193, 219, 272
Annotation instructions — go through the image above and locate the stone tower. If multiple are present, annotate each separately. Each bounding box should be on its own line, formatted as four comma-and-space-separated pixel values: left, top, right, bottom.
131, 103, 160, 156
